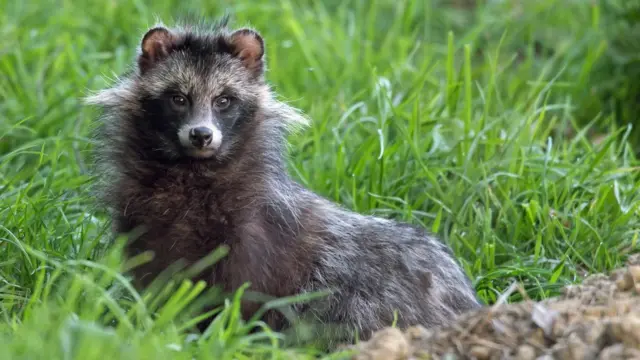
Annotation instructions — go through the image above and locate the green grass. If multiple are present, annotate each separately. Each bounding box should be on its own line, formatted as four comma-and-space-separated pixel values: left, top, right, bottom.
1, 0, 640, 358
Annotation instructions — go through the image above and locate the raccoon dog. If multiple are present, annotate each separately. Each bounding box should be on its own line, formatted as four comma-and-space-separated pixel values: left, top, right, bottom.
86, 17, 481, 347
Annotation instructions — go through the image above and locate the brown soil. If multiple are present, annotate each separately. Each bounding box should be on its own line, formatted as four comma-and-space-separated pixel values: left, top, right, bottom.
349, 254, 640, 360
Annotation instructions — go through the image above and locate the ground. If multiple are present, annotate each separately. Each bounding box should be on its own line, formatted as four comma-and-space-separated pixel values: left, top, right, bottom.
351, 254, 640, 359
0, 0, 639, 359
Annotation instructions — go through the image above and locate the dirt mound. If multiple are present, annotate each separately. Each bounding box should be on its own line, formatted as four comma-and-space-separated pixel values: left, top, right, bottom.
350, 254, 640, 360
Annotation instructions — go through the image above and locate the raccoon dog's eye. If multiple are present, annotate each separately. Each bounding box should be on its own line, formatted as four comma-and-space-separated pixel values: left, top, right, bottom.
214, 96, 231, 110
171, 95, 188, 108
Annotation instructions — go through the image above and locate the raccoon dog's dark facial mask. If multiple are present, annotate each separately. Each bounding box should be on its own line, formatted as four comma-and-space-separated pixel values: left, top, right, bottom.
134, 25, 266, 161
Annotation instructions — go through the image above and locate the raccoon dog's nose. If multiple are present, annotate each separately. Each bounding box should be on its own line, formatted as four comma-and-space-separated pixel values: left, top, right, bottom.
189, 127, 213, 148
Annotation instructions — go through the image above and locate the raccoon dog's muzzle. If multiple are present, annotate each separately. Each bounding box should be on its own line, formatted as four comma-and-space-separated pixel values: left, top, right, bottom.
177, 120, 222, 159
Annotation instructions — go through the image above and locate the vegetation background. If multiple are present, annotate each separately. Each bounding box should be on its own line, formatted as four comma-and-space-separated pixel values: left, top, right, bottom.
1, 0, 639, 358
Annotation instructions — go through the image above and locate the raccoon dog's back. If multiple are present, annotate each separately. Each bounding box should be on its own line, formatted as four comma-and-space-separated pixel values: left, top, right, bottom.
86, 17, 481, 348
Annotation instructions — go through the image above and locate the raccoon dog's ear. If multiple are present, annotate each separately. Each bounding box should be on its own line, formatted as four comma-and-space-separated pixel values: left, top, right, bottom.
138, 27, 176, 74
229, 28, 265, 76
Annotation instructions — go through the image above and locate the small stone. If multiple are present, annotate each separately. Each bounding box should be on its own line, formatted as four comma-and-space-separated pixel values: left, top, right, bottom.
535, 355, 554, 360
442, 352, 459, 360
468, 345, 491, 360
628, 266, 640, 283
529, 328, 547, 347
352, 327, 409, 360
551, 313, 569, 338
616, 272, 634, 291
584, 323, 607, 349
607, 318, 640, 347
624, 348, 640, 358
599, 344, 625, 360
515, 344, 537, 360
405, 325, 432, 341
549, 342, 570, 360
566, 333, 596, 360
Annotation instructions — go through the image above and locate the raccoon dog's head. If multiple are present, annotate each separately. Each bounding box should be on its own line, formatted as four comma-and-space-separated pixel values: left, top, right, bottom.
90, 21, 278, 163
